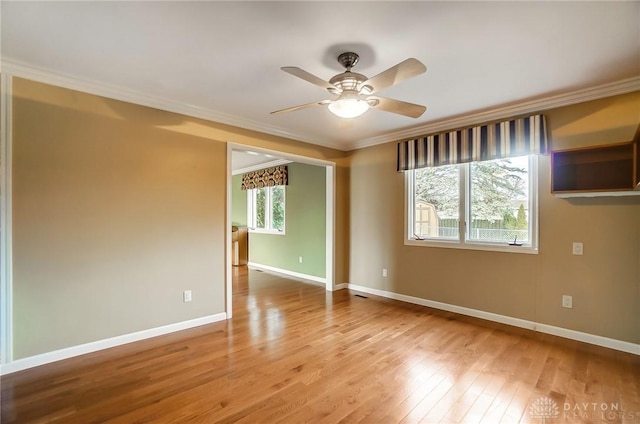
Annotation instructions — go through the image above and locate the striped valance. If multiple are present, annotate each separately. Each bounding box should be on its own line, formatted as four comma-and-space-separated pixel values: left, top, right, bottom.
397, 114, 548, 171
241, 165, 288, 190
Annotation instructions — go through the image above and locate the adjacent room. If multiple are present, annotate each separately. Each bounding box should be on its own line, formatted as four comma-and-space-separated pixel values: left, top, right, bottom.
1, 2, 639, 423
231, 151, 329, 285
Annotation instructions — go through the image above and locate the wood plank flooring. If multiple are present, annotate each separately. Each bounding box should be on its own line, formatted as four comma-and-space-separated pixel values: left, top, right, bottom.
2, 267, 639, 423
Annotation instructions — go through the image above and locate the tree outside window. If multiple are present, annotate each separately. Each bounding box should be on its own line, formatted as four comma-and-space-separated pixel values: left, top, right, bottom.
410, 155, 536, 250
248, 186, 285, 233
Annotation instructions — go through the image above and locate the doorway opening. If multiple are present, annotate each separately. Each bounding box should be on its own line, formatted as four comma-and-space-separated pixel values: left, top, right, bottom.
226, 143, 335, 318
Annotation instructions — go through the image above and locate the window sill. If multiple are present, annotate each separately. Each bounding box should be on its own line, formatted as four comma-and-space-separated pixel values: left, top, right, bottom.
248, 228, 286, 236
405, 238, 538, 255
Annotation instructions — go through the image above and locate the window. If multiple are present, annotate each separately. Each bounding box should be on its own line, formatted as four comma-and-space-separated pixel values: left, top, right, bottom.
247, 186, 285, 233
407, 155, 537, 253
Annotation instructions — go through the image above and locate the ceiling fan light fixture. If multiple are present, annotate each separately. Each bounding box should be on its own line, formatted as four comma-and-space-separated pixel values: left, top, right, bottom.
274, 52, 427, 119
328, 97, 370, 119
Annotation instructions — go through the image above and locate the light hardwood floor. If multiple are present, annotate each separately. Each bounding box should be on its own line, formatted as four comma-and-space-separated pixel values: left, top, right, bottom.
2, 267, 639, 423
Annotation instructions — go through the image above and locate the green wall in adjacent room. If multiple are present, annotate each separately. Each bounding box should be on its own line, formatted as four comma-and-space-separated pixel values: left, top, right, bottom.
231, 174, 248, 227
232, 162, 326, 279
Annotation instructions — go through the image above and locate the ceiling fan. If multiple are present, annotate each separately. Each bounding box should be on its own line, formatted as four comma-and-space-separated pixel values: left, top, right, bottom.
271, 52, 427, 119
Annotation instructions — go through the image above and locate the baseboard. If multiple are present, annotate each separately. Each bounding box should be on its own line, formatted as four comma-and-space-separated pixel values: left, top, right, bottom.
347, 283, 535, 330
346, 283, 639, 355
0, 313, 227, 375
248, 262, 326, 286
333, 283, 349, 291
534, 323, 640, 355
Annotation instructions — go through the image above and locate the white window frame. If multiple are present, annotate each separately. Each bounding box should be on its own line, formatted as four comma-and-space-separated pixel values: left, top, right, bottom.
405, 155, 538, 254
247, 186, 286, 235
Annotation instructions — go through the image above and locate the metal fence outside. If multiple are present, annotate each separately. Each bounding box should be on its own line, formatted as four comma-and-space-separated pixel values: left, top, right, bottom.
415, 225, 529, 243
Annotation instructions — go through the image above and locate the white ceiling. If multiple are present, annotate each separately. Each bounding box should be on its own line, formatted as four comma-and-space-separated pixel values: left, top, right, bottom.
232, 150, 289, 174
2, 1, 639, 151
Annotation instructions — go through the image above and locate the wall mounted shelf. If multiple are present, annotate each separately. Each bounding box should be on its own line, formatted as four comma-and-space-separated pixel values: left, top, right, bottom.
551, 124, 640, 198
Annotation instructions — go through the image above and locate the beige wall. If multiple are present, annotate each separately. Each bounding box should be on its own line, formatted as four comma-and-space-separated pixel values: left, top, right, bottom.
537, 92, 640, 343
11, 78, 349, 358
348, 91, 640, 344
13, 79, 226, 358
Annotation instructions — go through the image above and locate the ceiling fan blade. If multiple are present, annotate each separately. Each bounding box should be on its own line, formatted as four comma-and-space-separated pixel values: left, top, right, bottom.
363, 58, 426, 93
271, 100, 332, 115
281, 67, 338, 92
368, 96, 426, 118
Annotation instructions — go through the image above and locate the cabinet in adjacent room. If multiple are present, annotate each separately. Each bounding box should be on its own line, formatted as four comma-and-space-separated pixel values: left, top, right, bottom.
232, 226, 248, 266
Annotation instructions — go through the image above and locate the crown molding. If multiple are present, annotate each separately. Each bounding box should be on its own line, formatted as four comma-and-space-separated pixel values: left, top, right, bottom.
0, 58, 346, 151
2, 58, 638, 152
352, 76, 640, 150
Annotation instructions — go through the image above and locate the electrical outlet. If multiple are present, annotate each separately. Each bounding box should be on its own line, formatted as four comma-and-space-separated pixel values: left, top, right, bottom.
299, 256, 303, 264
382, 268, 388, 278
562, 295, 572, 309
183, 290, 192, 303
572, 242, 583, 255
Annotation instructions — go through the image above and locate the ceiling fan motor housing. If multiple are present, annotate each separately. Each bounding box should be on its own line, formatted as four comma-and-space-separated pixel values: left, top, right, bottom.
328, 52, 372, 95
329, 72, 369, 93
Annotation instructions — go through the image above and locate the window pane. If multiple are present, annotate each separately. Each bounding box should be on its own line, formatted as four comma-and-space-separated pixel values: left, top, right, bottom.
270, 186, 285, 230
256, 188, 266, 228
469, 156, 529, 243
413, 165, 460, 239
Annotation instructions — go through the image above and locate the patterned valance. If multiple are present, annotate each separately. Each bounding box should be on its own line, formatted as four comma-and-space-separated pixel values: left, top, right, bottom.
397, 114, 548, 171
241, 165, 288, 190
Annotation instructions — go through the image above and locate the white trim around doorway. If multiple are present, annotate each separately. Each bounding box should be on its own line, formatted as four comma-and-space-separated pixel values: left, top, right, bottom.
1, 73, 14, 365
226, 142, 336, 320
